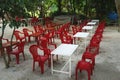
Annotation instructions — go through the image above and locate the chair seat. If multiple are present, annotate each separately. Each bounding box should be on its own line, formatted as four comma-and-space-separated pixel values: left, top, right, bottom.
35, 55, 49, 62
9, 49, 21, 55
77, 60, 92, 69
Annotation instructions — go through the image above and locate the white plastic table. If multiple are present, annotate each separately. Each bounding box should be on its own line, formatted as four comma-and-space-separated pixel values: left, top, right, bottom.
51, 44, 78, 77
87, 22, 96, 26
82, 26, 93, 30
82, 26, 94, 35
73, 32, 89, 47
91, 20, 99, 23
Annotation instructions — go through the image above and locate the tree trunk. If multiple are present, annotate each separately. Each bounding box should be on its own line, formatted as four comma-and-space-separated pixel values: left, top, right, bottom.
115, 0, 120, 18
0, 38, 9, 68
115, 0, 120, 31
57, 0, 62, 14
0, 18, 10, 68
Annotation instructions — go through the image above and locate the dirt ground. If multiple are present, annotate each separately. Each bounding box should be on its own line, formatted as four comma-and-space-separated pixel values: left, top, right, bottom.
0, 25, 120, 80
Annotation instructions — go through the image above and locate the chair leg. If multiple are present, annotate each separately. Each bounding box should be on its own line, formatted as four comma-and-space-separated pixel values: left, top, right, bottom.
56, 55, 58, 60
80, 69, 82, 72
90, 66, 93, 75
75, 68, 78, 80
22, 52, 25, 60
33, 61, 35, 71
40, 63, 44, 74
92, 59, 95, 69
48, 58, 51, 67
16, 55, 19, 64
87, 70, 91, 80
28, 37, 31, 42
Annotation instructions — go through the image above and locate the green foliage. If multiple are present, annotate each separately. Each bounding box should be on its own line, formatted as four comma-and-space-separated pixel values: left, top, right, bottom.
9, 19, 27, 29
0, 0, 116, 19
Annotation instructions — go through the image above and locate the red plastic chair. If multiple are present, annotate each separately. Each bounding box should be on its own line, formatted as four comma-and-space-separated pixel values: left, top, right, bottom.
33, 25, 45, 34
60, 31, 73, 44
44, 17, 52, 23
63, 22, 71, 32
44, 30, 55, 43
86, 44, 99, 56
29, 45, 50, 74
56, 26, 64, 38
82, 51, 96, 69
30, 17, 39, 26
60, 35, 73, 44
86, 34, 101, 56
72, 25, 79, 35
95, 20, 105, 33
75, 60, 93, 80
38, 37, 58, 60
93, 33, 102, 42
6, 42, 25, 64
45, 21, 56, 32
38, 37, 57, 52
23, 28, 34, 42
14, 30, 26, 43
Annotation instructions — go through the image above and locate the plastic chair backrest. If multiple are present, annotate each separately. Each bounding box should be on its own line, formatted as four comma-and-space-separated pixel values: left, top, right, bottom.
39, 37, 48, 49
29, 45, 41, 60
33, 25, 44, 33
23, 28, 29, 36
72, 26, 79, 35
17, 42, 25, 52
14, 30, 21, 39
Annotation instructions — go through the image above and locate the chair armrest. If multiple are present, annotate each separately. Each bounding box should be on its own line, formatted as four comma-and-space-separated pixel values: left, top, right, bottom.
12, 44, 18, 49
20, 32, 25, 35
18, 31, 24, 34
39, 47, 51, 56
86, 46, 98, 53
48, 43, 57, 48
27, 29, 34, 33
2, 38, 9, 42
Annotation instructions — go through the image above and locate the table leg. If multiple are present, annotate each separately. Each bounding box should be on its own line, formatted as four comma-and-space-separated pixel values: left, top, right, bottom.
73, 37, 76, 44
85, 38, 86, 48
51, 54, 53, 74
69, 57, 71, 77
